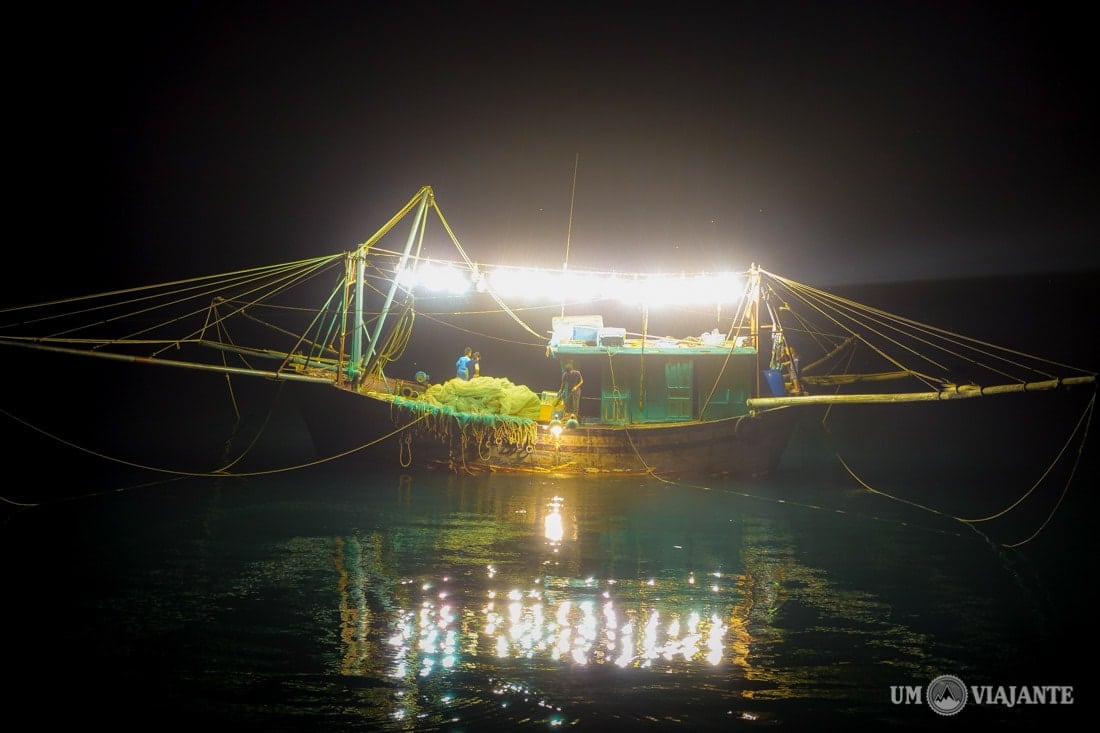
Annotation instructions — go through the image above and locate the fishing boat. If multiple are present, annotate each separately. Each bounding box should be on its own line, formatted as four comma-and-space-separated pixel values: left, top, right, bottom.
1, 186, 1095, 479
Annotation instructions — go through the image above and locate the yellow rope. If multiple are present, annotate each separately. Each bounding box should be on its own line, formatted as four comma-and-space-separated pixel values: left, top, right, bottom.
634, 462, 965, 539
962, 392, 1094, 523
1001, 392, 1095, 548
399, 433, 413, 468
0, 405, 428, 480
833, 389, 1095, 547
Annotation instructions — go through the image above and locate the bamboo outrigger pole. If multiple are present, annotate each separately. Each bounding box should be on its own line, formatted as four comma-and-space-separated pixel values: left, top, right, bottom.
746, 375, 1096, 409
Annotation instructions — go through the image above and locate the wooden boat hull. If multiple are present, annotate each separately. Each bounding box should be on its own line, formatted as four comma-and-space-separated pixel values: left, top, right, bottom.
296, 382, 801, 478
425, 409, 801, 478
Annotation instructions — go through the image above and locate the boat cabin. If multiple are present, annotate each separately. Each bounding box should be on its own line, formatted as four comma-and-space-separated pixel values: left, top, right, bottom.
546, 315, 762, 425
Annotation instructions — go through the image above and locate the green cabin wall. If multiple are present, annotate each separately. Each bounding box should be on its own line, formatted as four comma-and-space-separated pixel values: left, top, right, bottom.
565, 353, 755, 424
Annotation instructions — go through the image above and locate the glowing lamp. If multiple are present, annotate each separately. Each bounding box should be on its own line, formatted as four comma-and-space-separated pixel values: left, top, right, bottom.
548, 418, 563, 436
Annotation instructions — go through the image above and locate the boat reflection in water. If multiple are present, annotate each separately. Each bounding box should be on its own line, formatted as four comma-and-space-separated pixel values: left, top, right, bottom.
319, 468, 1018, 727
477, 494, 727, 671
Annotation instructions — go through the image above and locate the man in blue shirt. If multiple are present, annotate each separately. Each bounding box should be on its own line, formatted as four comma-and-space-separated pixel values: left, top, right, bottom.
456, 346, 473, 380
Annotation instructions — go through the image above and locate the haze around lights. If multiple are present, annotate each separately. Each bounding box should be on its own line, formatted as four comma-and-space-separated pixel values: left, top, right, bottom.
397, 262, 750, 306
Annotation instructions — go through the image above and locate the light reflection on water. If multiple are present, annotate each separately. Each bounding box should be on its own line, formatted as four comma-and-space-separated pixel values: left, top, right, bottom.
318, 470, 995, 726
6, 463, 1084, 729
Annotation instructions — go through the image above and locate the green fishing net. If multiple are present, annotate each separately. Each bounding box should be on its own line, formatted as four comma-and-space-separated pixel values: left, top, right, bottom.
392, 376, 542, 448
419, 376, 542, 418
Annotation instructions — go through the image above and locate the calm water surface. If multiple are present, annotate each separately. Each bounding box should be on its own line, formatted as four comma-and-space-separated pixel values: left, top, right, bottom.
5, 412, 1091, 731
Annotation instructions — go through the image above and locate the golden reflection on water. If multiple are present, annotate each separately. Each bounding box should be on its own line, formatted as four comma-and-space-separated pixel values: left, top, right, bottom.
477, 586, 728, 668
332, 478, 925, 717
544, 495, 565, 544
338, 493, 743, 677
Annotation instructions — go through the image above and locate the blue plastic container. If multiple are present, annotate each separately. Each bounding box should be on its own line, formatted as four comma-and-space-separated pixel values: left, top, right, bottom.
572, 325, 599, 344
763, 368, 785, 396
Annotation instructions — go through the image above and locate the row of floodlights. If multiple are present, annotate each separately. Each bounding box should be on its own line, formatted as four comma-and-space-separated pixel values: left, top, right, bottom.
396, 262, 752, 306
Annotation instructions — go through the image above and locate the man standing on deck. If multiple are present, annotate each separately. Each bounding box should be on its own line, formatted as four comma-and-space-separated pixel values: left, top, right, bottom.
560, 362, 583, 418
456, 346, 473, 380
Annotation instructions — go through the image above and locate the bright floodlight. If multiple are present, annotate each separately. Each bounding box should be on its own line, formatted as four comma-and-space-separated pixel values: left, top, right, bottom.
399, 261, 748, 306
483, 268, 747, 306
397, 262, 471, 295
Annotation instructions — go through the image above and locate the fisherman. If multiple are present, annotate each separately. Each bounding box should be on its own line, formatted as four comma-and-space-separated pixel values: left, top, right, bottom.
779, 346, 804, 395
472, 351, 481, 377
456, 346, 473, 380
559, 362, 583, 418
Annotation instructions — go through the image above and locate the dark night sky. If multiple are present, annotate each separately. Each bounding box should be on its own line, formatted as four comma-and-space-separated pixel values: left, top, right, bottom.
16, 1, 1098, 300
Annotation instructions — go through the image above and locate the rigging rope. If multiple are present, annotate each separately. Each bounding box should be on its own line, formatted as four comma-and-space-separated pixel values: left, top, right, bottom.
831, 389, 1096, 548
0, 404, 429, 480
428, 199, 545, 340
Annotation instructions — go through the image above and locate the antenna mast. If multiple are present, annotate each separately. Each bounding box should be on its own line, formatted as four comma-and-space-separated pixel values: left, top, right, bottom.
562, 153, 579, 318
